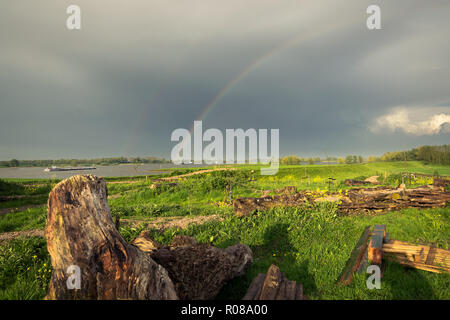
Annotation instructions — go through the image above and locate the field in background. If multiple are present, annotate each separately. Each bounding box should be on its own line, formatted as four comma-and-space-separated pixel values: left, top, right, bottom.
0, 161, 449, 299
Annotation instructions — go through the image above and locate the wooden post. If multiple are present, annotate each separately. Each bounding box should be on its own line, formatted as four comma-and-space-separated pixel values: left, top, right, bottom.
368, 224, 386, 265
229, 182, 233, 204
337, 226, 371, 285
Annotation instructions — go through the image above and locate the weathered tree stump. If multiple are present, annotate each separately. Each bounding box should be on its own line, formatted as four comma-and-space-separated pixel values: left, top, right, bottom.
45, 175, 178, 300
46, 174, 253, 300
132, 233, 253, 300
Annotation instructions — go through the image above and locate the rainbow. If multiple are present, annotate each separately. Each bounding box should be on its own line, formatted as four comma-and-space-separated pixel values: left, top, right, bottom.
190, 25, 340, 131
126, 13, 358, 156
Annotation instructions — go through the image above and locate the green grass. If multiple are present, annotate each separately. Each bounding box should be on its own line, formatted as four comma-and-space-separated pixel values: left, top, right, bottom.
0, 207, 47, 233
0, 237, 51, 300
0, 161, 449, 300
121, 204, 449, 300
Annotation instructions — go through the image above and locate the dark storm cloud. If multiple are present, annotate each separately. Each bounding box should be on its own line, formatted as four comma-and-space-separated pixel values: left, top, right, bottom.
0, 0, 449, 160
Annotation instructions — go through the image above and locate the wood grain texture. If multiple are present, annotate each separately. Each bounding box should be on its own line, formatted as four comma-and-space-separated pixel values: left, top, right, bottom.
337, 226, 371, 285
243, 264, 305, 300
45, 175, 178, 300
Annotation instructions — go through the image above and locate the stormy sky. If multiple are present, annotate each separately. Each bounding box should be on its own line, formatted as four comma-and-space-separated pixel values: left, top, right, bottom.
1, 0, 449, 160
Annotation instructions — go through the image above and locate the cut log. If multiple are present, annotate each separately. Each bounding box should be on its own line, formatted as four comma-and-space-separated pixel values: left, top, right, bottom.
45, 175, 178, 300
243, 264, 306, 300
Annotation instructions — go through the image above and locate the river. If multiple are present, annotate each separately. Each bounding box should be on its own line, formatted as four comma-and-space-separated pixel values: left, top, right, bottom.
0, 163, 206, 179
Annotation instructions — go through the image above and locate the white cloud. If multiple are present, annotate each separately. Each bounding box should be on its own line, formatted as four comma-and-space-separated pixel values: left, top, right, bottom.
370, 107, 450, 135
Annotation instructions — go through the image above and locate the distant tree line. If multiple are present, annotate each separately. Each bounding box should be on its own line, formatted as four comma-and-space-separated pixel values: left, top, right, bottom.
370, 145, 450, 165
337, 155, 364, 164
280, 155, 338, 165
0, 156, 169, 168
280, 145, 450, 166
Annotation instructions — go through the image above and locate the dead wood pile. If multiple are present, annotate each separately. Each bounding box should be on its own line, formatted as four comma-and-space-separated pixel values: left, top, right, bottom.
233, 184, 450, 216
339, 185, 450, 214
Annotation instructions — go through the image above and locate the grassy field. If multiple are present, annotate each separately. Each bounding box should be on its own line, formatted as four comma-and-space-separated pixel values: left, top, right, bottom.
0, 161, 449, 300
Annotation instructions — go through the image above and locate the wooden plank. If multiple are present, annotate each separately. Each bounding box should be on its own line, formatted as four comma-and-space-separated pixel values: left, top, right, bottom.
275, 279, 288, 300
368, 224, 386, 265
425, 245, 436, 265
245, 265, 306, 300
385, 254, 450, 273
382, 243, 425, 261
294, 283, 303, 300
282, 280, 297, 300
337, 226, 371, 285
259, 264, 282, 300
242, 273, 265, 300
357, 244, 369, 273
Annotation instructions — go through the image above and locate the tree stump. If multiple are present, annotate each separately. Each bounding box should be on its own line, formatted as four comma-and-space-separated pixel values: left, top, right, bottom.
132, 234, 253, 300
45, 175, 178, 300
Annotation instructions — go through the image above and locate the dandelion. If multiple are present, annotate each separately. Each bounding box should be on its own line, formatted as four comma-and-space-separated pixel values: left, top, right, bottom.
32, 255, 37, 259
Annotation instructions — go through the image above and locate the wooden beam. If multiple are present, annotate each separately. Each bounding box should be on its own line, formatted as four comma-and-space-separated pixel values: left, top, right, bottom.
337, 226, 371, 285
385, 254, 449, 273
242, 274, 265, 300
259, 264, 283, 300
243, 265, 305, 300
368, 224, 386, 265
425, 245, 436, 265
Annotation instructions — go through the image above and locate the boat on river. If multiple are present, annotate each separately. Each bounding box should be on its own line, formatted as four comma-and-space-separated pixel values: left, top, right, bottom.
43, 166, 96, 172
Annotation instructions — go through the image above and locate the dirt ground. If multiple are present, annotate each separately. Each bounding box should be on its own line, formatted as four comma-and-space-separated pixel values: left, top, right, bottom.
0, 215, 222, 244
120, 214, 223, 230
0, 204, 46, 216
0, 229, 45, 244
364, 175, 380, 184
